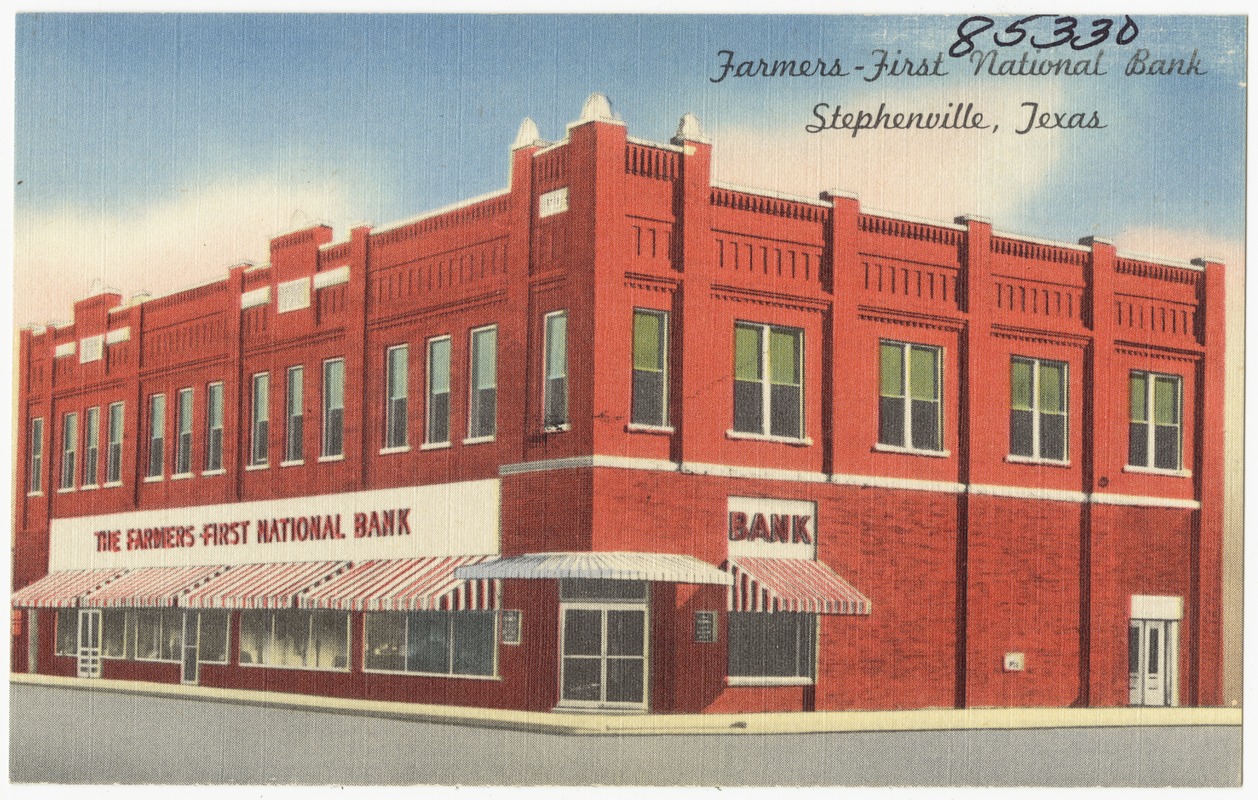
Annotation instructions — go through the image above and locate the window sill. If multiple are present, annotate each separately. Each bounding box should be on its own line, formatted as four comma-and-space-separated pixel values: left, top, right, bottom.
81, 484, 100, 491
171, 473, 193, 481
725, 430, 813, 447
726, 676, 814, 687
1005, 455, 1071, 468
318, 453, 345, 462
280, 459, 306, 467
200, 470, 226, 477
462, 435, 496, 446
543, 423, 572, 433
361, 667, 501, 681
872, 443, 950, 458
26, 491, 43, 497
56, 487, 76, 494
379, 446, 410, 455
1123, 464, 1192, 478
626, 423, 674, 436
420, 441, 452, 451
143, 475, 163, 483
245, 463, 269, 471
103, 481, 124, 488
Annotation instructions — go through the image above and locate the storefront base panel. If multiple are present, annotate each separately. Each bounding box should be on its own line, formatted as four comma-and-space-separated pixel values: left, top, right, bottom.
703, 685, 811, 714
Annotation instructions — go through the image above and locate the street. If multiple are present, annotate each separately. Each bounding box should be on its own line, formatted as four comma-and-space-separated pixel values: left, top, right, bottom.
8, 683, 1241, 786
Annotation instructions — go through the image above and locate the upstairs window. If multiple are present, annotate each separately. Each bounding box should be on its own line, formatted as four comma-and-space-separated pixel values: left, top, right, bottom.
631, 310, 668, 428
175, 388, 194, 475
879, 341, 942, 452
205, 383, 224, 472
733, 322, 803, 439
469, 326, 497, 439
83, 407, 100, 487
250, 373, 269, 467
286, 366, 305, 462
543, 311, 568, 429
1010, 357, 1068, 462
60, 411, 78, 490
426, 337, 451, 444
322, 358, 345, 458
385, 345, 408, 449
147, 394, 165, 479
106, 402, 124, 484
29, 417, 44, 494
1129, 371, 1183, 471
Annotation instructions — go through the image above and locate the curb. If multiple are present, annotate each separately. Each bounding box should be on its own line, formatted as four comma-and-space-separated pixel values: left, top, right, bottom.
11, 673, 1242, 736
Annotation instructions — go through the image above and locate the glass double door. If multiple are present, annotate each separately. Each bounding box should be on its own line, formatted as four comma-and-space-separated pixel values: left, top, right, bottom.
76, 609, 102, 678
1128, 619, 1178, 707
560, 604, 648, 709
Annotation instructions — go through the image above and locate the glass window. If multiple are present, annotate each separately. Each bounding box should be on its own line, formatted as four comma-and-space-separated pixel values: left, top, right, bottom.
55, 609, 77, 656
286, 366, 304, 462
147, 394, 165, 478
728, 612, 815, 679
631, 310, 668, 427
543, 311, 568, 428
733, 322, 803, 438
106, 402, 124, 484
83, 407, 100, 486
364, 611, 496, 676
427, 337, 451, 444
197, 610, 230, 664
60, 411, 78, 490
469, 326, 497, 439
385, 345, 408, 448
29, 417, 43, 493
205, 383, 223, 472
1009, 357, 1068, 461
1129, 371, 1182, 470
879, 341, 942, 451
238, 610, 349, 670
250, 373, 269, 466
101, 610, 128, 659
175, 388, 193, 475
239, 610, 268, 665
322, 358, 345, 458
132, 608, 182, 661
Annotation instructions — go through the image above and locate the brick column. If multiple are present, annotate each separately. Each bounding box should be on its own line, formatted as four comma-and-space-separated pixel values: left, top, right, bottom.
819, 190, 861, 476
673, 121, 714, 466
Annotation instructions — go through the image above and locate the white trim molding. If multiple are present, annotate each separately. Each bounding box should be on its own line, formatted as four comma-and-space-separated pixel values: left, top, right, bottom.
54, 342, 76, 358
681, 462, 828, 484
241, 286, 271, 310
313, 266, 350, 289
969, 484, 1089, 504
831, 473, 965, 495
1131, 595, 1184, 620
1091, 492, 1200, 510
105, 327, 131, 345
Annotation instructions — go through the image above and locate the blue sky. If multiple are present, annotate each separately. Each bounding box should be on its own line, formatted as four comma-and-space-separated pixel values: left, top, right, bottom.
12, 13, 1246, 327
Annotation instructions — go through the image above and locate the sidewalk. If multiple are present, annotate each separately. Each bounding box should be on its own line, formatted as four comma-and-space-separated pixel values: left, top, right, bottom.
11, 672, 1242, 736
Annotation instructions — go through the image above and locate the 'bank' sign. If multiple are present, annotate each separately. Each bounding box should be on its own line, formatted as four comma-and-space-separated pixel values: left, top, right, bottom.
727, 496, 817, 560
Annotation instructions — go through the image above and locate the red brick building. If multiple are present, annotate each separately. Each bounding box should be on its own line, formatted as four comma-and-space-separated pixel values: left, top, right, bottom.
10, 94, 1226, 713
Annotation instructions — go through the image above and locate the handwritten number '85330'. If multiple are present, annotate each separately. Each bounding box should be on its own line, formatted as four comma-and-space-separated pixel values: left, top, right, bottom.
948, 15, 1139, 58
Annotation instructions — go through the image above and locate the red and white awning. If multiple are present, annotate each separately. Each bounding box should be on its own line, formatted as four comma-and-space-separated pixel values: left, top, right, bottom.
298, 556, 501, 612
726, 558, 871, 615
80, 565, 230, 608
12, 568, 129, 608
181, 561, 351, 609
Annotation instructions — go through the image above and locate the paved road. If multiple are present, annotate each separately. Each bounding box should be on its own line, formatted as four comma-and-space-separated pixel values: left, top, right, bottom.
8, 684, 1241, 786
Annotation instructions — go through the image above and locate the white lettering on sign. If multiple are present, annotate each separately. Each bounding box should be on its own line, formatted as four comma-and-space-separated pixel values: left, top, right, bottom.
50, 480, 500, 570
539, 187, 569, 218
277, 278, 311, 313
727, 496, 817, 560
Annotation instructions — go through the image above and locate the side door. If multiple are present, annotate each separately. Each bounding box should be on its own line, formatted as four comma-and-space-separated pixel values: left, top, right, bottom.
76, 608, 102, 679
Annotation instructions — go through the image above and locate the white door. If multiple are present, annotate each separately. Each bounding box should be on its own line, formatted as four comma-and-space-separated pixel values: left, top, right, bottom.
181, 611, 201, 685
76, 609, 102, 679
1128, 619, 1178, 707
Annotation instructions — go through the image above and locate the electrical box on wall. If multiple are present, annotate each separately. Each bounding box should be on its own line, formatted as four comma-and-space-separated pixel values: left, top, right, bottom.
1004, 652, 1025, 672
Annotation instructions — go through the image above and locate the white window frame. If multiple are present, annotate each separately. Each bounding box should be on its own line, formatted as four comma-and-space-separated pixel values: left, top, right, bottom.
383, 345, 409, 452
59, 411, 78, 491
425, 335, 452, 447
630, 309, 670, 430
1126, 370, 1186, 475
466, 325, 498, 442
28, 416, 44, 495
877, 340, 946, 456
321, 358, 345, 460
284, 365, 305, 464
204, 383, 224, 474
174, 388, 194, 477
543, 310, 569, 431
145, 394, 165, 481
249, 372, 269, 468
726, 612, 818, 686
362, 611, 499, 679
82, 406, 101, 488
729, 321, 807, 444
105, 402, 124, 486
1007, 356, 1069, 464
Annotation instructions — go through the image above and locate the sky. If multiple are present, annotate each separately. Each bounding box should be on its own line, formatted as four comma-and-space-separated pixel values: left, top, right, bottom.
11, 13, 1246, 327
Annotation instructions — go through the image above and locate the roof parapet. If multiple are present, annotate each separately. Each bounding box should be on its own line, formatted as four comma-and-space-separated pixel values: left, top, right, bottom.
512, 117, 545, 150
672, 113, 710, 145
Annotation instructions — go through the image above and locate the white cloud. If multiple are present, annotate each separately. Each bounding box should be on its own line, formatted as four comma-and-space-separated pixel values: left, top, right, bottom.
13, 173, 361, 328
710, 82, 1067, 224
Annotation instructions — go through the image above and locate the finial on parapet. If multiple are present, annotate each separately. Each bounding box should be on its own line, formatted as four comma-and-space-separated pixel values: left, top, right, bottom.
579, 93, 616, 123
672, 113, 710, 145
512, 117, 543, 150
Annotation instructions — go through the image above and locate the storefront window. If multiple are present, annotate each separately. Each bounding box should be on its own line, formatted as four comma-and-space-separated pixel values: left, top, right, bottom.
101, 610, 128, 658
55, 609, 77, 656
364, 611, 495, 677
238, 610, 349, 671
728, 612, 815, 679
198, 610, 229, 664
239, 610, 268, 665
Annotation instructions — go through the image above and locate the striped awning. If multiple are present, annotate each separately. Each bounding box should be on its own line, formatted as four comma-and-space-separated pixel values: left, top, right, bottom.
726, 558, 871, 615
298, 556, 501, 611
11, 568, 129, 608
181, 561, 351, 609
454, 552, 732, 585
81, 565, 230, 608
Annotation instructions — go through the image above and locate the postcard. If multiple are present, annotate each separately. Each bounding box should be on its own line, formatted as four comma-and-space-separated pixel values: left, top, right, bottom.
7, 9, 1245, 790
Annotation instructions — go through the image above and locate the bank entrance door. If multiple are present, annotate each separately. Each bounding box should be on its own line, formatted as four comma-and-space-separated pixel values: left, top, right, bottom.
181, 611, 201, 685
1128, 618, 1178, 707
76, 609, 102, 679
559, 579, 649, 710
